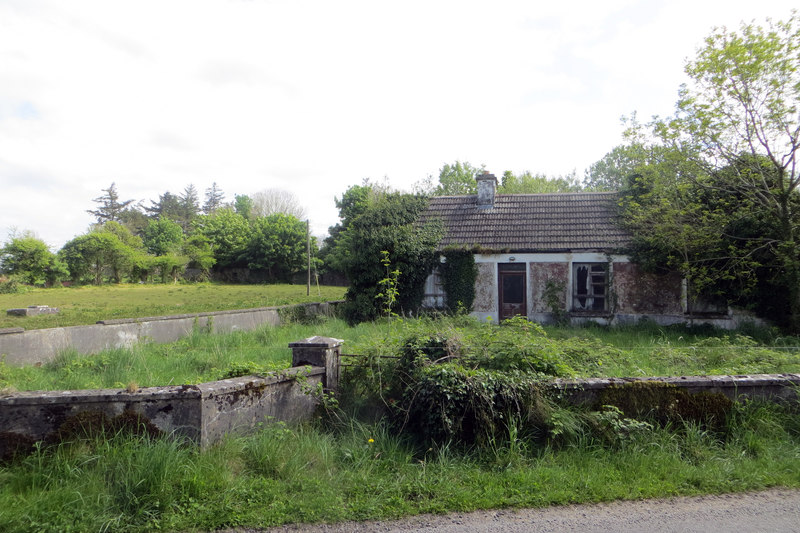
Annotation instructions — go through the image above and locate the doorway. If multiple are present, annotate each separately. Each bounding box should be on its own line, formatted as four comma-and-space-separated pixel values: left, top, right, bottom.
498, 262, 526, 321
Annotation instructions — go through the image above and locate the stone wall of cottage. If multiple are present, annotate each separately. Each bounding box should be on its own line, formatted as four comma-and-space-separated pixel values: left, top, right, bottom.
529, 262, 569, 314
612, 262, 684, 316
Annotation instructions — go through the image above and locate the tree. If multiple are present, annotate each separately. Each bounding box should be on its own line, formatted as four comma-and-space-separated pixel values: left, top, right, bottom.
179, 184, 201, 230
143, 217, 184, 256
87, 183, 135, 224
59, 231, 136, 285
145, 191, 183, 220
584, 140, 652, 191
203, 182, 225, 214
192, 208, 250, 269
498, 170, 583, 193
244, 213, 308, 282
251, 188, 307, 219
332, 189, 443, 324
233, 194, 254, 220
623, 14, 800, 330
434, 161, 483, 195
0, 232, 66, 285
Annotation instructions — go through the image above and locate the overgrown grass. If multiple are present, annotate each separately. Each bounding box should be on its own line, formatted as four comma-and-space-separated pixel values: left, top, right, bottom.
0, 283, 347, 330
1, 400, 798, 532
2, 316, 799, 392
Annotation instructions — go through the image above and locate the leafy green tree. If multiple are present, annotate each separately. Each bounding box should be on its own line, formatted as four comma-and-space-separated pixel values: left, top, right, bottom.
143, 218, 184, 256
59, 231, 136, 285
434, 161, 483, 195
87, 183, 135, 224
333, 190, 442, 324
584, 140, 652, 191
234, 194, 254, 220
623, 14, 800, 329
0, 233, 66, 286
244, 213, 308, 282
192, 208, 249, 269
498, 170, 583, 193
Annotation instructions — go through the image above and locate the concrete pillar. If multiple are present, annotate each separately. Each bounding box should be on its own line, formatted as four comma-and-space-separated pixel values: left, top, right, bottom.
289, 336, 344, 391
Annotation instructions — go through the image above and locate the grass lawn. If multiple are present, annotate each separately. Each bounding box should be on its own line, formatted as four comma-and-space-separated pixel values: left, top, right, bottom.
0, 283, 347, 330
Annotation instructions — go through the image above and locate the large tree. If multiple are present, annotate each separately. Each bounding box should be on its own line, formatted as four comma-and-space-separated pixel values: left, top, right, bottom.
623, 14, 800, 329
434, 161, 483, 195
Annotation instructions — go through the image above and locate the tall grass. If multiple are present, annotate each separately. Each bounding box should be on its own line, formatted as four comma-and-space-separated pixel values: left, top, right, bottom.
1, 400, 798, 532
3, 316, 799, 392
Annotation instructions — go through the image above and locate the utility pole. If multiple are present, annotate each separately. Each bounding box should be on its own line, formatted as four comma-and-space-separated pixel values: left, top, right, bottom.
306, 219, 311, 296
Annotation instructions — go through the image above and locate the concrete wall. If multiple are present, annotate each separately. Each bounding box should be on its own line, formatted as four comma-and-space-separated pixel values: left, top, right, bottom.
0, 301, 342, 367
552, 373, 800, 406
0, 337, 342, 454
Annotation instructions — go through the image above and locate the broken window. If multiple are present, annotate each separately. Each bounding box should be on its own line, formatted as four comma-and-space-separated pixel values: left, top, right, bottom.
572, 263, 607, 312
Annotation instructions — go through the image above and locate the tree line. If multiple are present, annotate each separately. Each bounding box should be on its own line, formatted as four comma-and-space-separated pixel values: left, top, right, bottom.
0, 183, 311, 288
2, 13, 798, 331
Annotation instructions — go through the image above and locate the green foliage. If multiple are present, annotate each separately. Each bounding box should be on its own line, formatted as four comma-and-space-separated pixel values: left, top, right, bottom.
244, 213, 308, 282
59, 230, 138, 285
498, 169, 583, 193
375, 251, 400, 319
434, 161, 482, 195
626, 14, 800, 331
439, 249, 477, 313
143, 217, 184, 256
334, 189, 442, 324
192, 208, 250, 269
542, 280, 568, 325
0, 233, 66, 286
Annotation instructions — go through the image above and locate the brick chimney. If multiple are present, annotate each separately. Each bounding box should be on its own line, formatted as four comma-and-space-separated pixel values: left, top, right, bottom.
476, 171, 497, 208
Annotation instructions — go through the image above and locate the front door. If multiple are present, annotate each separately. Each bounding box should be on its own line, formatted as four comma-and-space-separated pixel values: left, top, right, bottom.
498, 263, 526, 321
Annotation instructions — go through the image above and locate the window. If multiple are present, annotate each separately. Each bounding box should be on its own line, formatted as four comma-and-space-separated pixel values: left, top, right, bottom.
572, 263, 608, 312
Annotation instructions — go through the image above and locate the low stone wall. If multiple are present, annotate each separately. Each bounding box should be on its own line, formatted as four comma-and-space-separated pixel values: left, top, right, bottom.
0, 337, 343, 455
0, 301, 342, 367
552, 373, 800, 405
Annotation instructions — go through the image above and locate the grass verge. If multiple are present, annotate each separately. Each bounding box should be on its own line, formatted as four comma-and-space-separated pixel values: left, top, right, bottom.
0, 400, 798, 533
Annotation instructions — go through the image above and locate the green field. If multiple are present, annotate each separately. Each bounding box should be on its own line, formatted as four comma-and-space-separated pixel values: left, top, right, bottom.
0, 283, 347, 330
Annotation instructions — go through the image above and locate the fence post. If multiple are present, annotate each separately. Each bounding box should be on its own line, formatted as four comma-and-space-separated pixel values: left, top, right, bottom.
288, 336, 344, 391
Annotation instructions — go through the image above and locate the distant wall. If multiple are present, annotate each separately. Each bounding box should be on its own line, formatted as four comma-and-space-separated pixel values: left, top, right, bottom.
0, 301, 343, 367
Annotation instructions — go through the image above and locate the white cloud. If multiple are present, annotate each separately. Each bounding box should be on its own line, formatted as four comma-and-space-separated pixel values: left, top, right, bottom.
0, 0, 797, 248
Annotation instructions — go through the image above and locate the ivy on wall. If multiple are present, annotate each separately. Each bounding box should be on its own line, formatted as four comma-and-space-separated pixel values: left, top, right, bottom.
440, 249, 478, 313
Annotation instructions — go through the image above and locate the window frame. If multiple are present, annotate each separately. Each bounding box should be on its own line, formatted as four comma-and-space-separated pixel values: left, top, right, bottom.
571, 262, 609, 313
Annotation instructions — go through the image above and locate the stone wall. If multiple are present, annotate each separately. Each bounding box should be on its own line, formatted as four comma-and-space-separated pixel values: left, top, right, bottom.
0, 337, 342, 453
0, 301, 342, 367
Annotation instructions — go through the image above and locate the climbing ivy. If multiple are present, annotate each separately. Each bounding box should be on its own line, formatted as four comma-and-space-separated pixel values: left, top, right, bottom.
440, 249, 478, 313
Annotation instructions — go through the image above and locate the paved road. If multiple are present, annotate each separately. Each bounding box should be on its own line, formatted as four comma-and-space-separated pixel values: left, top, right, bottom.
243, 489, 800, 533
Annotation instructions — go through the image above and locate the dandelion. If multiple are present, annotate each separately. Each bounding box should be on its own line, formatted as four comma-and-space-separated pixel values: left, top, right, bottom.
368, 438, 375, 444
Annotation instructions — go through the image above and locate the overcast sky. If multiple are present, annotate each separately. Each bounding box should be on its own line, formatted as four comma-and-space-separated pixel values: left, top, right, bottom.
1, 0, 797, 250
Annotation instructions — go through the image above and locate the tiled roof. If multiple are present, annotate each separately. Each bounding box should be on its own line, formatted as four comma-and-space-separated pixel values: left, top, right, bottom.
419, 192, 632, 252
